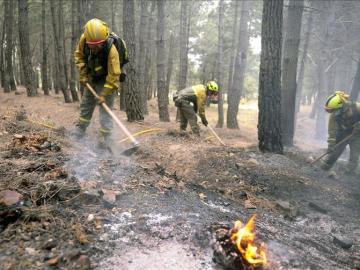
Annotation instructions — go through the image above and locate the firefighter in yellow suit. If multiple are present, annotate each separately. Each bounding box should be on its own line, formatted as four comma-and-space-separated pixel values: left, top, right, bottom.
320, 91, 360, 174
73, 18, 120, 147
173, 81, 219, 135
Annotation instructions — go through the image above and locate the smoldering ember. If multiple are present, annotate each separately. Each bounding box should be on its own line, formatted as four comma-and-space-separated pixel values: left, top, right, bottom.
0, 0, 360, 269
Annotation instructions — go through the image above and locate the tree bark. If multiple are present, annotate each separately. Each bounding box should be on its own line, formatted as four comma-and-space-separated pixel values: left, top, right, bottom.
350, 60, 360, 100
50, 0, 71, 102
313, 1, 334, 140
41, 0, 49, 95
165, 32, 174, 105
138, 0, 149, 114
18, 0, 37, 96
216, 0, 225, 128
4, 0, 16, 92
178, 0, 189, 90
281, 0, 304, 146
70, 0, 79, 101
52, 44, 60, 94
156, 0, 170, 121
258, 0, 283, 153
111, 0, 116, 33
0, 16, 5, 89
227, 0, 240, 99
296, 11, 313, 113
123, 0, 144, 121
59, 0, 69, 88
227, 0, 250, 129
144, 1, 156, 102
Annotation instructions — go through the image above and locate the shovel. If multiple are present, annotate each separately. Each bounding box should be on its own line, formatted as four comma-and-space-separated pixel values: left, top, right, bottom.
85, 83, 139, 156
196, 115, 226, 146
207, 124, 226, 146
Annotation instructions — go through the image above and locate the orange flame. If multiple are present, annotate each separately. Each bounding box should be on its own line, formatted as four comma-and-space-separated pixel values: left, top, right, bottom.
230, 214, 267, 266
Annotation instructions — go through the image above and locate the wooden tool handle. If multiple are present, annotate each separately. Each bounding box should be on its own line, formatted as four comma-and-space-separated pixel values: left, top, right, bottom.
207, 125, 226, 146
86, 83, 139, 146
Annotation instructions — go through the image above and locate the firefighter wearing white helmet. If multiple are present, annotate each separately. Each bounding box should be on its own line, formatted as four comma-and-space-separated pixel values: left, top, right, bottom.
320, 91, 360, 174
73, 18, 121, 149
173, 81, 219, 135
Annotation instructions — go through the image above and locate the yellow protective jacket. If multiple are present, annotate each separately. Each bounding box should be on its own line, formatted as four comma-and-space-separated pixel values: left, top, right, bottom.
175, 84, 207, 119
74, 34, 121, 91
327, 101, 360, 146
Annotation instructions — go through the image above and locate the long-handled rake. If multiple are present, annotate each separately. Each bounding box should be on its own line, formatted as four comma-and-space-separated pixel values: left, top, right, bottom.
86, 83, 139, 156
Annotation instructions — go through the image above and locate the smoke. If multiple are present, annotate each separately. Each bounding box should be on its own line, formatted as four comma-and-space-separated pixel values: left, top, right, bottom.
64, 136, 137, 185
294, 106, 328, 152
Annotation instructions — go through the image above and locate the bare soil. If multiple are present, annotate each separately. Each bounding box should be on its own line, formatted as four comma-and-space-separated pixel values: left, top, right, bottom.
0, 88, 359, 270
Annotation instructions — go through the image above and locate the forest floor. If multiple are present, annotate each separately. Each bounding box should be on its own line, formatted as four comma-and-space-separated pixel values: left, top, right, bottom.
0, 88, 359, 270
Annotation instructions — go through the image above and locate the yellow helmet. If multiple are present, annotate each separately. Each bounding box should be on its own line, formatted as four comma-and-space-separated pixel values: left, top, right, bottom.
84, 18, 109, 45
324, 91, 349, 112
207, 81, 219, 92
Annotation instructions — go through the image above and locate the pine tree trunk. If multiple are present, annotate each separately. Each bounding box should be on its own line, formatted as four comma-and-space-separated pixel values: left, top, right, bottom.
18, 0, 37, 96
296, 12, 313, 113
156, 0, 170, 122
258, 0, 283, 153
350, 60, 360, 100
59, 0, 69, 88
227, 0, 239, 100
70, 0, 79, 102
216, 0, 225, 128
178, 0, 189, 90
52, 48, 60, 94
144, 2, 156, 103
41, 0, 49, 95
0, 17, 5, 89
314, 61, 326, 139
16, 41, 25, 86
4, 0, 16, 92
50, 0, 71, 103
138, 0, 148, 114
227, 0, 250, 129
111, 0, 116, 32
123, 0, 144, 121
281, 0, 304, 146
314, 1, 334, 140
165, 32, 174, 104
77, 0, 85, 97
342, 22, 355, 91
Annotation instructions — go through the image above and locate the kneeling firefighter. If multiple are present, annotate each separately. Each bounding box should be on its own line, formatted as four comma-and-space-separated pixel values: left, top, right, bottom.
173, 81, 219, 135
320, 91, 360, 174
73, 18, 128, 148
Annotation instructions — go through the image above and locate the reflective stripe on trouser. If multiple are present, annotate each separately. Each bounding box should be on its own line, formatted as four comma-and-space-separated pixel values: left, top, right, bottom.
76, 80, 115, 135
175, 99, 199, 134
99, 127, 111, 136
323, 135, 360, 172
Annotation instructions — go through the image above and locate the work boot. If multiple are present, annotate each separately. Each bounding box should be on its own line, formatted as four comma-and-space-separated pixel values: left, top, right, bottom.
344, 166, 356, 176
97, 135, 113, 151
179, 128, 187, 135
191, 129, 200, 137
71, 126, 86, 140
318, 160, 332, 171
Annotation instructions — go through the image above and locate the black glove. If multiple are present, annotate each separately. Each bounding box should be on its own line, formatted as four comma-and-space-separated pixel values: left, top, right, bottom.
201, 117, 208, 127
79, 77, 88, 87
120, 72, 127, 82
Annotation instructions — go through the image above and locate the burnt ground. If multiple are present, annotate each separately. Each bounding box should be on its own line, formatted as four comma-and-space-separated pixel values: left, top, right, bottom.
0, 91, 360, 270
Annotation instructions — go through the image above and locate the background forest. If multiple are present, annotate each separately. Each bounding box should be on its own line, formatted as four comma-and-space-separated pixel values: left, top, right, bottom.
1, 2, 360, 270
2, 0, 360, 148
